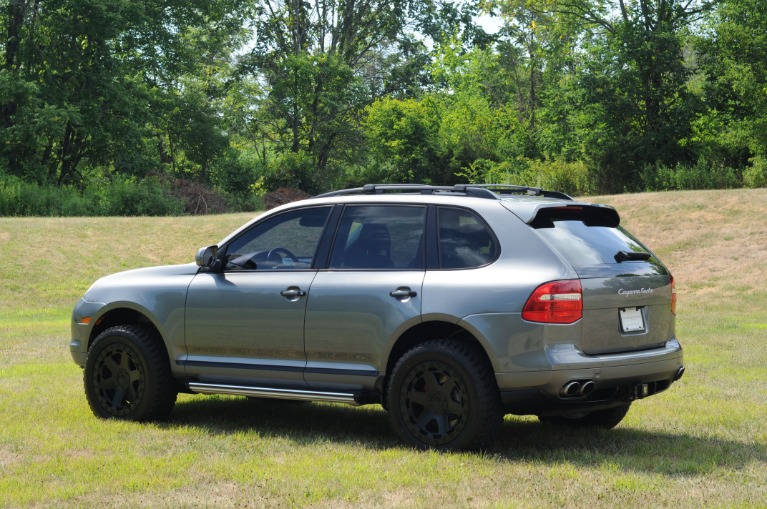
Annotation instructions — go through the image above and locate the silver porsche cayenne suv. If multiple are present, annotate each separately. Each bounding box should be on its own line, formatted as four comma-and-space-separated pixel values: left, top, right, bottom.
70, 184, 685, 450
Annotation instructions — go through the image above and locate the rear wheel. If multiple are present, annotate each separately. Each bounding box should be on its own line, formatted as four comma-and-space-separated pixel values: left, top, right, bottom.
540, 402, 631, 430
84, 324, 177, 421
387, 339, 502, 451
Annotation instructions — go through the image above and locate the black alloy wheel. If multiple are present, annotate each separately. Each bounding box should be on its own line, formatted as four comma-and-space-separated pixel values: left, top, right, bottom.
84, 324, 177, 421
388, 339, 501, 451
401, 360, 469, 444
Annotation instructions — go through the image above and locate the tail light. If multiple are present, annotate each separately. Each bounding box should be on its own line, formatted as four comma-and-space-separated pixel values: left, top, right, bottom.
522, 280, 583, 324
670, 275, 677, 315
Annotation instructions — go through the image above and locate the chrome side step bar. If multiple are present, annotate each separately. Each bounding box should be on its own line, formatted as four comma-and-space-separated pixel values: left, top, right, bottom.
187, 382, 359, 405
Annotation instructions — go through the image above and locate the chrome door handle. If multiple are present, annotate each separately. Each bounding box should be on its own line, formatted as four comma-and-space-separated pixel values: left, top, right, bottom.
389, 287, 417, 300
280, 287, 306, 301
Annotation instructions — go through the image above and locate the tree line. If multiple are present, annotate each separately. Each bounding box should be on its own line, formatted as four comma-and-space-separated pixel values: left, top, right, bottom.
1, 0, 765, 215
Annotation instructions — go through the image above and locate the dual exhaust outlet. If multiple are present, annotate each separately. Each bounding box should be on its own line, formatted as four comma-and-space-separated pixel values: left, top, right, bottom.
559, 366, 685, 400
559, 379, 596, 398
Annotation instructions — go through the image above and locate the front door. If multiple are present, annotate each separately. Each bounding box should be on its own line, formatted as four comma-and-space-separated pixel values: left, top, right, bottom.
183, 206, 332, 386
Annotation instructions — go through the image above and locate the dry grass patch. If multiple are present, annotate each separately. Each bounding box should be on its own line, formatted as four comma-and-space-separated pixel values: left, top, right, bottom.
585, 189, 767, 299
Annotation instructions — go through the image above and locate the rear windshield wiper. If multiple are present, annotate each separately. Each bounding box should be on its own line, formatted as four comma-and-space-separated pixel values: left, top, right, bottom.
614, 250, 652, 262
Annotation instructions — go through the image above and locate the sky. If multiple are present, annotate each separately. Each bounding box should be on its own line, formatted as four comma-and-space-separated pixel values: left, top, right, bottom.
476, 12, 504, 34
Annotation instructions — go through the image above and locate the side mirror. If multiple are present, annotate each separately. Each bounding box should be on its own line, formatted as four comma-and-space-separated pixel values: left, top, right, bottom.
195, 245, 219, 269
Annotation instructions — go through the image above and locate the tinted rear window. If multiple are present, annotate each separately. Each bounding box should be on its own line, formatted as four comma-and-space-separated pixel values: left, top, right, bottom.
534, 220, 648, 268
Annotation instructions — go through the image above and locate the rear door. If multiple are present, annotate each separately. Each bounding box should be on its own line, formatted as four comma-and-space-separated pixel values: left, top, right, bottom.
530, 205, 674, 354
303, 204, 427, 390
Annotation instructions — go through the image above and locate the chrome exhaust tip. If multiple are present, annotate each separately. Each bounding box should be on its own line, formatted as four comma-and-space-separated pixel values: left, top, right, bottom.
674, 365, 686, 381
559, 379, 596, 398
579, 380, 596, 396
560, 381, 581, 398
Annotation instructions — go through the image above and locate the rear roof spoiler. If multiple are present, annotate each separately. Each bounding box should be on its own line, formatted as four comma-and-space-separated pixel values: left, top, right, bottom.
505, 202, 621, 227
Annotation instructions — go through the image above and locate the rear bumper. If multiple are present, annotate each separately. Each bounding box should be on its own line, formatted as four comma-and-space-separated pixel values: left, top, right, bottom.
496, 339, 684, 416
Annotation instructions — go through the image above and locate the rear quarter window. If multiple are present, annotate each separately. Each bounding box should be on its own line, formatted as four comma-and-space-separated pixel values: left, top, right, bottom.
438, 207, 498, 269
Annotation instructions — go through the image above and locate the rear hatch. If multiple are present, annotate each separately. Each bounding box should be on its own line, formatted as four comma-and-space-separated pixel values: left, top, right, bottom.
526, 204, 674, 355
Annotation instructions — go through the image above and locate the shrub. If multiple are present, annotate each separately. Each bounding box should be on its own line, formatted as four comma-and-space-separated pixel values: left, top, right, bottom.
743, 156, 767, 188
0, 174, 92, 216
460, 158, 596, 196
0, 173, 186, 217
209, 148, 262, 196
523, 159, 595, 196
259, 151, 320, 194
86, 175, 184, 216
220, 190, 263, 213
640, 159, 742, 191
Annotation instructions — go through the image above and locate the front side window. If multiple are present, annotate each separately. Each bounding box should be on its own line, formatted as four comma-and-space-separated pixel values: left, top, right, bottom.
438, 207, 498, 269
329, 205, 426, 270
224, 206, 331, 271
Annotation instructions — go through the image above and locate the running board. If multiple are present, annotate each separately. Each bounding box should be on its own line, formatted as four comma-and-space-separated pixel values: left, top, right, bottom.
187, 382, 359, 405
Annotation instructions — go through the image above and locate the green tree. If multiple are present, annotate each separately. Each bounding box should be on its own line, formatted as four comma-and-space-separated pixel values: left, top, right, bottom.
487, 0, 715, 191
694, 0, 767, 175
429, 42, 504, 177
238, 0, 498, 191
363, 96, 440, 183
0, 0, 249, 188
563, 0, 715, 190
365, 41, 519, 186
240, 0, 417, 188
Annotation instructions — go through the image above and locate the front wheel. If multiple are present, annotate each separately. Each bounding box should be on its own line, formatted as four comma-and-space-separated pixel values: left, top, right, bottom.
387, 340, 502, 451
84, 324, 177, 421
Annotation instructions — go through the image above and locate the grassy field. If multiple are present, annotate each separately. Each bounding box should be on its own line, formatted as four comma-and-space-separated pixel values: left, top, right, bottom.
1, 189, 766, 508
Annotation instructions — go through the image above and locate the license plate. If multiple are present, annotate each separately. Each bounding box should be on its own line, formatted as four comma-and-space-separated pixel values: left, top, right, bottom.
620, 307, 645, 333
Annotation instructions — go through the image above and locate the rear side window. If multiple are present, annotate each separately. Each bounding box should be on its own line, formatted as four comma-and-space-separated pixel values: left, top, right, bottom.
329, 205, 426, 269
438, 207, 498, 269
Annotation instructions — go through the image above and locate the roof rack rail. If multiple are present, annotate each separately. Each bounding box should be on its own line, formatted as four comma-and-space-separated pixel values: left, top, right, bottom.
456, 184, 574, 201
314, 184, 478, 198
314, 183, 573, 201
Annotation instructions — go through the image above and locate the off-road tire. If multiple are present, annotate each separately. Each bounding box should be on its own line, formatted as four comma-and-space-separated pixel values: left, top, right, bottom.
387, 339, 502, 451
84, 324, 177, 421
